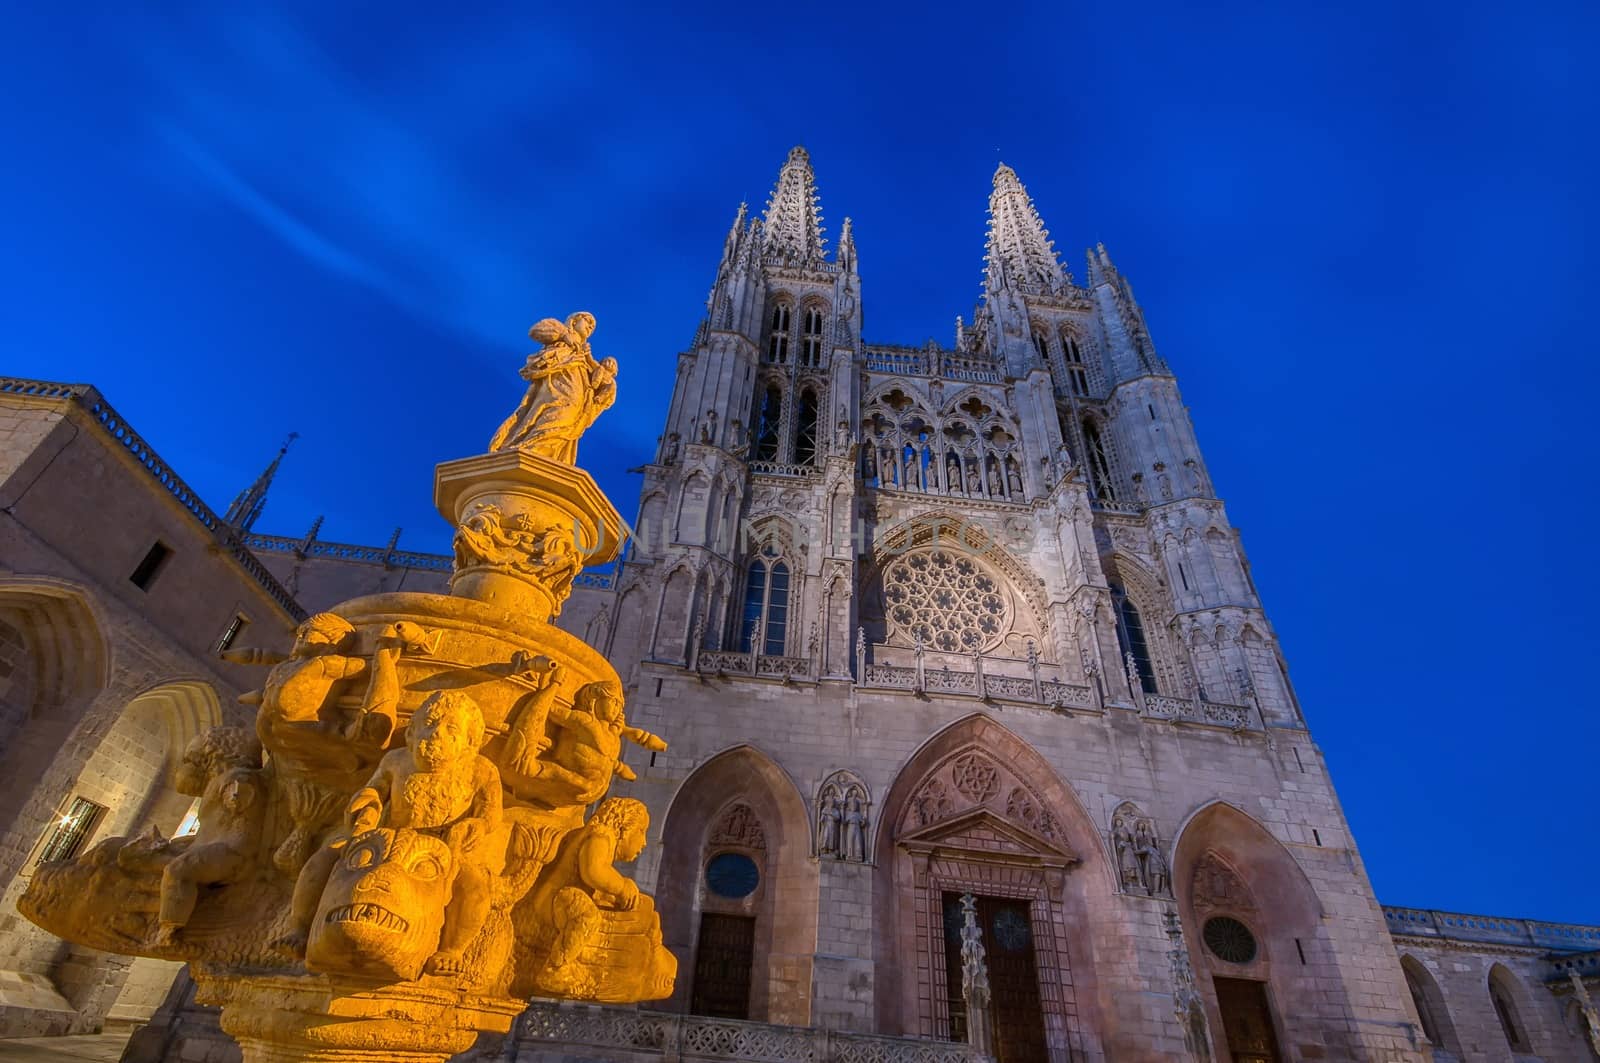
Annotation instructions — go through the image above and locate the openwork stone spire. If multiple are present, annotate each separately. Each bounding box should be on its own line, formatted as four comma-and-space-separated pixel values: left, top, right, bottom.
224, 432, 297, 534
762, 146, 826, 265
984, 163, 1069, 291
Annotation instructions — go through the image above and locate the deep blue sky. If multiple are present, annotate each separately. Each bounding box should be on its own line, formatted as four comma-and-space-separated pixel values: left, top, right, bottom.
4, 5, 1597, 923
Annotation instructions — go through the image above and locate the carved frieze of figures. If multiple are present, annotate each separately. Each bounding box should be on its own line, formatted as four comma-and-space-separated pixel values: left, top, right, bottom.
710, 802, 767, 850
1111, 803, 1173, 898
816, 771, 870, 862
1191, 850, 1254, 913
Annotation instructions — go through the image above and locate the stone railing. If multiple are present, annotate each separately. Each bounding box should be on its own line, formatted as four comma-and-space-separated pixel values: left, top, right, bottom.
243, 535, 618, 590
861, 345, 1003, 384
243, 533, 455, 572
749, 460, 819, 479
1384, 906, 1600, 954
1138, 693, 1252, 729
696, 649, 812, 680
2, 376, 308, 622
858, 658, 1095, 711
509, 1001, 984, 1063
1090, 497, 1144, 516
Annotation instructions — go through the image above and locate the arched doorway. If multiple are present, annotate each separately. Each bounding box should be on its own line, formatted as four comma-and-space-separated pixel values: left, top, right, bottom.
873, 714, 1118, 1062
1172, 802, 1350, 1062
655, 746, 818, 1025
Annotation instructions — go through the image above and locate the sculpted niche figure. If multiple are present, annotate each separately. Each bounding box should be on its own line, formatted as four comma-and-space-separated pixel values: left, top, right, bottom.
489, 312, 619, 463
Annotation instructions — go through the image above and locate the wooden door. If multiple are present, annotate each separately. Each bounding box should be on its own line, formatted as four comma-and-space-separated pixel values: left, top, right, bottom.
942, 893, 1048, 1063
690, 913, 755, 1019
1214, 977, 1282, 1063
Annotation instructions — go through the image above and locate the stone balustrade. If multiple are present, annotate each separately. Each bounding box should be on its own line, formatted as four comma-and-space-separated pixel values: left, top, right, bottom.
1384, 906, 1600, 956
507, 1000, 984, 1063
862, 345, 1003, 383
1140, 693, 1253, 730
697, 650, 812, 680
857, 658, 1095, 712
748, 460, 820, 478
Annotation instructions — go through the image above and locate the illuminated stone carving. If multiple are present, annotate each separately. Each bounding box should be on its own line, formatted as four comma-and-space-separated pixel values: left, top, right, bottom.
17, 315, 670, 1062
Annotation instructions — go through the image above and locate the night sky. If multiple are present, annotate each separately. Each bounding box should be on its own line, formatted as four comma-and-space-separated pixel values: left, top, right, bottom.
4, 4, 1596, 923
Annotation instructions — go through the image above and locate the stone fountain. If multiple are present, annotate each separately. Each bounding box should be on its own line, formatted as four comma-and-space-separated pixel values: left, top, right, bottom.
19, 312, 674, 1062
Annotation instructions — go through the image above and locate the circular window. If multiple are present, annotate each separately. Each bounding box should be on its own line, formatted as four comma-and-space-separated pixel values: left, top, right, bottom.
881, 548, 1011, 653
1203, 916, 1258, 964
705, 853, 760, 899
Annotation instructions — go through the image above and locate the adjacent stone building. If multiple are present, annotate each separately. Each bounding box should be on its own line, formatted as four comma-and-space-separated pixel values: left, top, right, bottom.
1, 148, 1596, 1061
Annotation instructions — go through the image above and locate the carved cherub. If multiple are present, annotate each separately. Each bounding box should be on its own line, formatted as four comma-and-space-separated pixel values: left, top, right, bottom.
281, 691, 502, 976
504, 668, 666, 808
225, 614, 429, 872
528, 797, 650, 973
152, 727, 266, 947
351, 690, 502, 976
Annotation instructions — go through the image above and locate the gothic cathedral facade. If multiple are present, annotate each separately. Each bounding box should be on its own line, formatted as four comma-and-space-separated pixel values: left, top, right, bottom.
588, 146, 1422, 1061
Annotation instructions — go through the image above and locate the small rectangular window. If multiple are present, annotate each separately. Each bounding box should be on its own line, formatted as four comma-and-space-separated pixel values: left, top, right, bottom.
38, 796, 106, 864
216, 615, 248, 655
129, 542, 172, 590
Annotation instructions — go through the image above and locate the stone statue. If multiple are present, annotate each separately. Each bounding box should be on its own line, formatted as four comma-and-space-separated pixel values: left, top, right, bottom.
844, 796, 868, 863
489, 312, 618, 463
503, 669, 666, 808
817, 793, 842, 857
1113, 814, 1142, 891
517, 797, 676, 1002
153, 728, 267, 947
1136, 820, 1171, 897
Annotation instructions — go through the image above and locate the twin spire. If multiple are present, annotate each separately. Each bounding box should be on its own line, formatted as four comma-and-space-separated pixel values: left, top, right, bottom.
740, 148, 1070, 291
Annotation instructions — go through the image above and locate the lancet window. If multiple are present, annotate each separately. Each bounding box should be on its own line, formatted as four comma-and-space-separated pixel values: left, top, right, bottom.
766, 301, 791, 364
737, 545, 791, 655
794, 388, 819, 465
800, 305, 826, 367
1032, 328, 1051, 362
1111, 583, 1158, 694
1061, 330, 1089, 396
754, 385, 783, 461
1082, 418, 1118, 501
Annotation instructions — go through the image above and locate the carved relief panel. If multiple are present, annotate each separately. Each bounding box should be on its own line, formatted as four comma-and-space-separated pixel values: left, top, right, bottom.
814, 770, 870, 862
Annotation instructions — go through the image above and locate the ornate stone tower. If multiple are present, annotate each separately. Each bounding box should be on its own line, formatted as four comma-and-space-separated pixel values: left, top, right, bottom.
583, 148, 1424, 1061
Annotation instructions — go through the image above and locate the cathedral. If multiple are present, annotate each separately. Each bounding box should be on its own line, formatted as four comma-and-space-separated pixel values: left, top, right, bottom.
0, 147, 1596, 1062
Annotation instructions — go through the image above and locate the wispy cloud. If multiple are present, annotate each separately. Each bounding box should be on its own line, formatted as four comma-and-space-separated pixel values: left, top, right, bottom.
136, 9, 581, 353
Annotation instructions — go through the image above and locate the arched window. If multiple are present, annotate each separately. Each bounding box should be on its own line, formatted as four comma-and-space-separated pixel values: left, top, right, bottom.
1401, 959, 1445, 1048
1083, 419, 1117, 501
737, 547, 790, 654
1032, 329, 1050, 361
1111, 583, 1157, 694
1061, 331, 1089, 396
794, 389, 819, 465
1489, 967, 1529, 1052
801, 306, 825, 367
754, 385, 782, 461
767, 302, 791, 364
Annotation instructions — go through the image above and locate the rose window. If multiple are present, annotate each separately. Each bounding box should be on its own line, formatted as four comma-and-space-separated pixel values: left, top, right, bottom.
881, 549, 1011, 652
